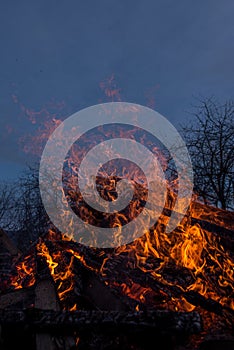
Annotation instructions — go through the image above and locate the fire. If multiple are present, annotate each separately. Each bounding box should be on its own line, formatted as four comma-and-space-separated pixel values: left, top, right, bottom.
3, 78, 233, 349
99, 74, 122, 102
10, 253, 36, 290
5, 193, 233, 325
37, 240, 75, 303
171, 225, 207, 273
59, 202, 232, 314
6, 155, 234, 317
37, 241, 58, 275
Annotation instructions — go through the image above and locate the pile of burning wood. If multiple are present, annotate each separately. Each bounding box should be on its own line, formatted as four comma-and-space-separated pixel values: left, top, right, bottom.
0, 196, 233, 349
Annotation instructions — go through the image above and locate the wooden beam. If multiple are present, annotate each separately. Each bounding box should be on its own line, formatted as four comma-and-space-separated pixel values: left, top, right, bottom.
0, 287, 34, 309
0, 309, 202, 334
34, 253, 60, 350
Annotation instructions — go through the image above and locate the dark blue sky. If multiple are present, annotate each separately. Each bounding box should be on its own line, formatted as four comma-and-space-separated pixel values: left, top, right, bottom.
0, 0, 234, 180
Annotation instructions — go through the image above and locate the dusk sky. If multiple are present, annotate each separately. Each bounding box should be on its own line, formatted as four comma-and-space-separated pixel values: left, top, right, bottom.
0, 0, 234, 181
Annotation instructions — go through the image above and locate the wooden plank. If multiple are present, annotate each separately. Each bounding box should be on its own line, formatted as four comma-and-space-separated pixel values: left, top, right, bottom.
0, 309, 202, 334
0, 287, 34, 309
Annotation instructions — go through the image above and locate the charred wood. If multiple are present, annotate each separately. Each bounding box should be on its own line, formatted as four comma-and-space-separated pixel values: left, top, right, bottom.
0, 309, 202, 334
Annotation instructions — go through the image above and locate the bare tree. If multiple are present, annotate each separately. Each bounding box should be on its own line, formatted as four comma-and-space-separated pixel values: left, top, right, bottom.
0, 182, 16, 230
182, 97, 234, 210
0, 166, 50, 250
14, 167, 50, 245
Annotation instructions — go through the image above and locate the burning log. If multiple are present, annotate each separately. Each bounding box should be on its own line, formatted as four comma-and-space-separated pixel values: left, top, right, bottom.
35, 246, 76, 350
35, 250, 61, 350
72, 256, 133, 311
35, 246, 61, 310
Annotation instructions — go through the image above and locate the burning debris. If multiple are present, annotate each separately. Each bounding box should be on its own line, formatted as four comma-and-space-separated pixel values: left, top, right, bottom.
0, 195, 233, 349
0, 96, 233, 349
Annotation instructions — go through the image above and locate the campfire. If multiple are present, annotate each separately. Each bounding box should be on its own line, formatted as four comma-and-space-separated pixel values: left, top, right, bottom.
0, 183, 233, 349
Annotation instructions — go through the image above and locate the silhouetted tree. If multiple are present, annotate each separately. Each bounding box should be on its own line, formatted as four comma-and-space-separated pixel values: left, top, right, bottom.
0, 182, 16, 230
14, 167, 50, 244
182, 97, 234, 210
